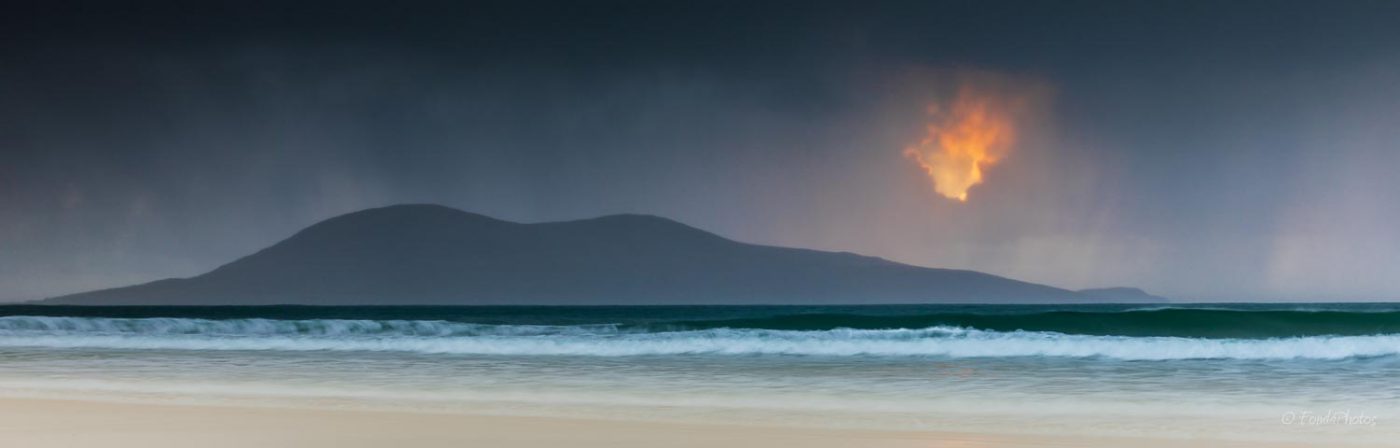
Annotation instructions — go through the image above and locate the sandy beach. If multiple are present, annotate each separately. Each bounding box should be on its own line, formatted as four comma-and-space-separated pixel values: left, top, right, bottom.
0, 397, 1326, 448
3, 307, 1395, 447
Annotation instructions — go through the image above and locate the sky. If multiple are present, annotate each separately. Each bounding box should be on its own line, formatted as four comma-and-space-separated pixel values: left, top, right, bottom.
3, 0, 1400, 301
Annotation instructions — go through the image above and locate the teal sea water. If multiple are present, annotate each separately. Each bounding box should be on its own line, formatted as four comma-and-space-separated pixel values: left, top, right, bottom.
1, 303, 1397, 443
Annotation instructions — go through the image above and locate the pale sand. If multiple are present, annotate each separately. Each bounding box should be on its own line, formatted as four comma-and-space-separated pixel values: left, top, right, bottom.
0, 398, 1315, 448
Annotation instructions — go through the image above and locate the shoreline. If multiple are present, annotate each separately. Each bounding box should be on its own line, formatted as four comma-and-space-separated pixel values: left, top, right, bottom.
0, 397, 1327, 448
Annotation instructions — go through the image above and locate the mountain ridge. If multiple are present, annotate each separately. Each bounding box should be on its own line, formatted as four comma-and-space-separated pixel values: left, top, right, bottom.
42, 204, 1164, 305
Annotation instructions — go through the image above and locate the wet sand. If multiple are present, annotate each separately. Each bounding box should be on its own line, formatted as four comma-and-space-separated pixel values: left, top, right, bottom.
0, 397, 1322, 448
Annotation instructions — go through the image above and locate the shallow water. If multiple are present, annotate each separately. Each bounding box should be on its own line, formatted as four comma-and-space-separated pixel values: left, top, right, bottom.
1, 304, 1396, 443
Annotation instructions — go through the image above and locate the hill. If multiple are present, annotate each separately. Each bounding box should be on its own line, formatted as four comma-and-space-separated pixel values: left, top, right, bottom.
43, 204, 1160, 305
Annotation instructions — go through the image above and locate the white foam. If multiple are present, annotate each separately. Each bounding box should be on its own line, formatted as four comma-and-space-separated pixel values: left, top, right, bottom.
1, 316, 1398, 360
0, 316, 617, 336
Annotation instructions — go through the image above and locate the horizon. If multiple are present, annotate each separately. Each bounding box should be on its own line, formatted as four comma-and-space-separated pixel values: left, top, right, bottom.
5, 1, 1400, 302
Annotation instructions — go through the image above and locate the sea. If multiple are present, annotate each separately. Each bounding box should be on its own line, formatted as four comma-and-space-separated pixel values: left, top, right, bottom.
1, 303, 1396, 444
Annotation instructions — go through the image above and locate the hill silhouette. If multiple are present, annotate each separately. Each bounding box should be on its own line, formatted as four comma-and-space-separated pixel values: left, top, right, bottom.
43, 204, 1158, 305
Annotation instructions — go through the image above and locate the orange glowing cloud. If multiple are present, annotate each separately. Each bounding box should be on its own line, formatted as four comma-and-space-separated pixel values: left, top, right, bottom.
904, 86, 1021, 202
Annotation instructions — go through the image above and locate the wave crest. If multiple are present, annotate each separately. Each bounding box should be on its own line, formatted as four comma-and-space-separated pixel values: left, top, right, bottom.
2, 316, 1398, 360
0, 316, 618, 336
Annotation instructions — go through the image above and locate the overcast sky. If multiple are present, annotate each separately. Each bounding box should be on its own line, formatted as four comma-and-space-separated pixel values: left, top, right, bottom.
4, 0, 1400, 301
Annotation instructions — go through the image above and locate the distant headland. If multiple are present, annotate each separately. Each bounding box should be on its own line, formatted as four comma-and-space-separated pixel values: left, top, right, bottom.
42, 204, 1164, 305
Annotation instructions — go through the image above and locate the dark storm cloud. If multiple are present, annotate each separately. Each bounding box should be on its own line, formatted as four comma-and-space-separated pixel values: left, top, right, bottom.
3, 0, 1400, 300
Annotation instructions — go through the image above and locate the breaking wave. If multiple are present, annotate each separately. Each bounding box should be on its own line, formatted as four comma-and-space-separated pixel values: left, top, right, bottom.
1, 316, 1397, 360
